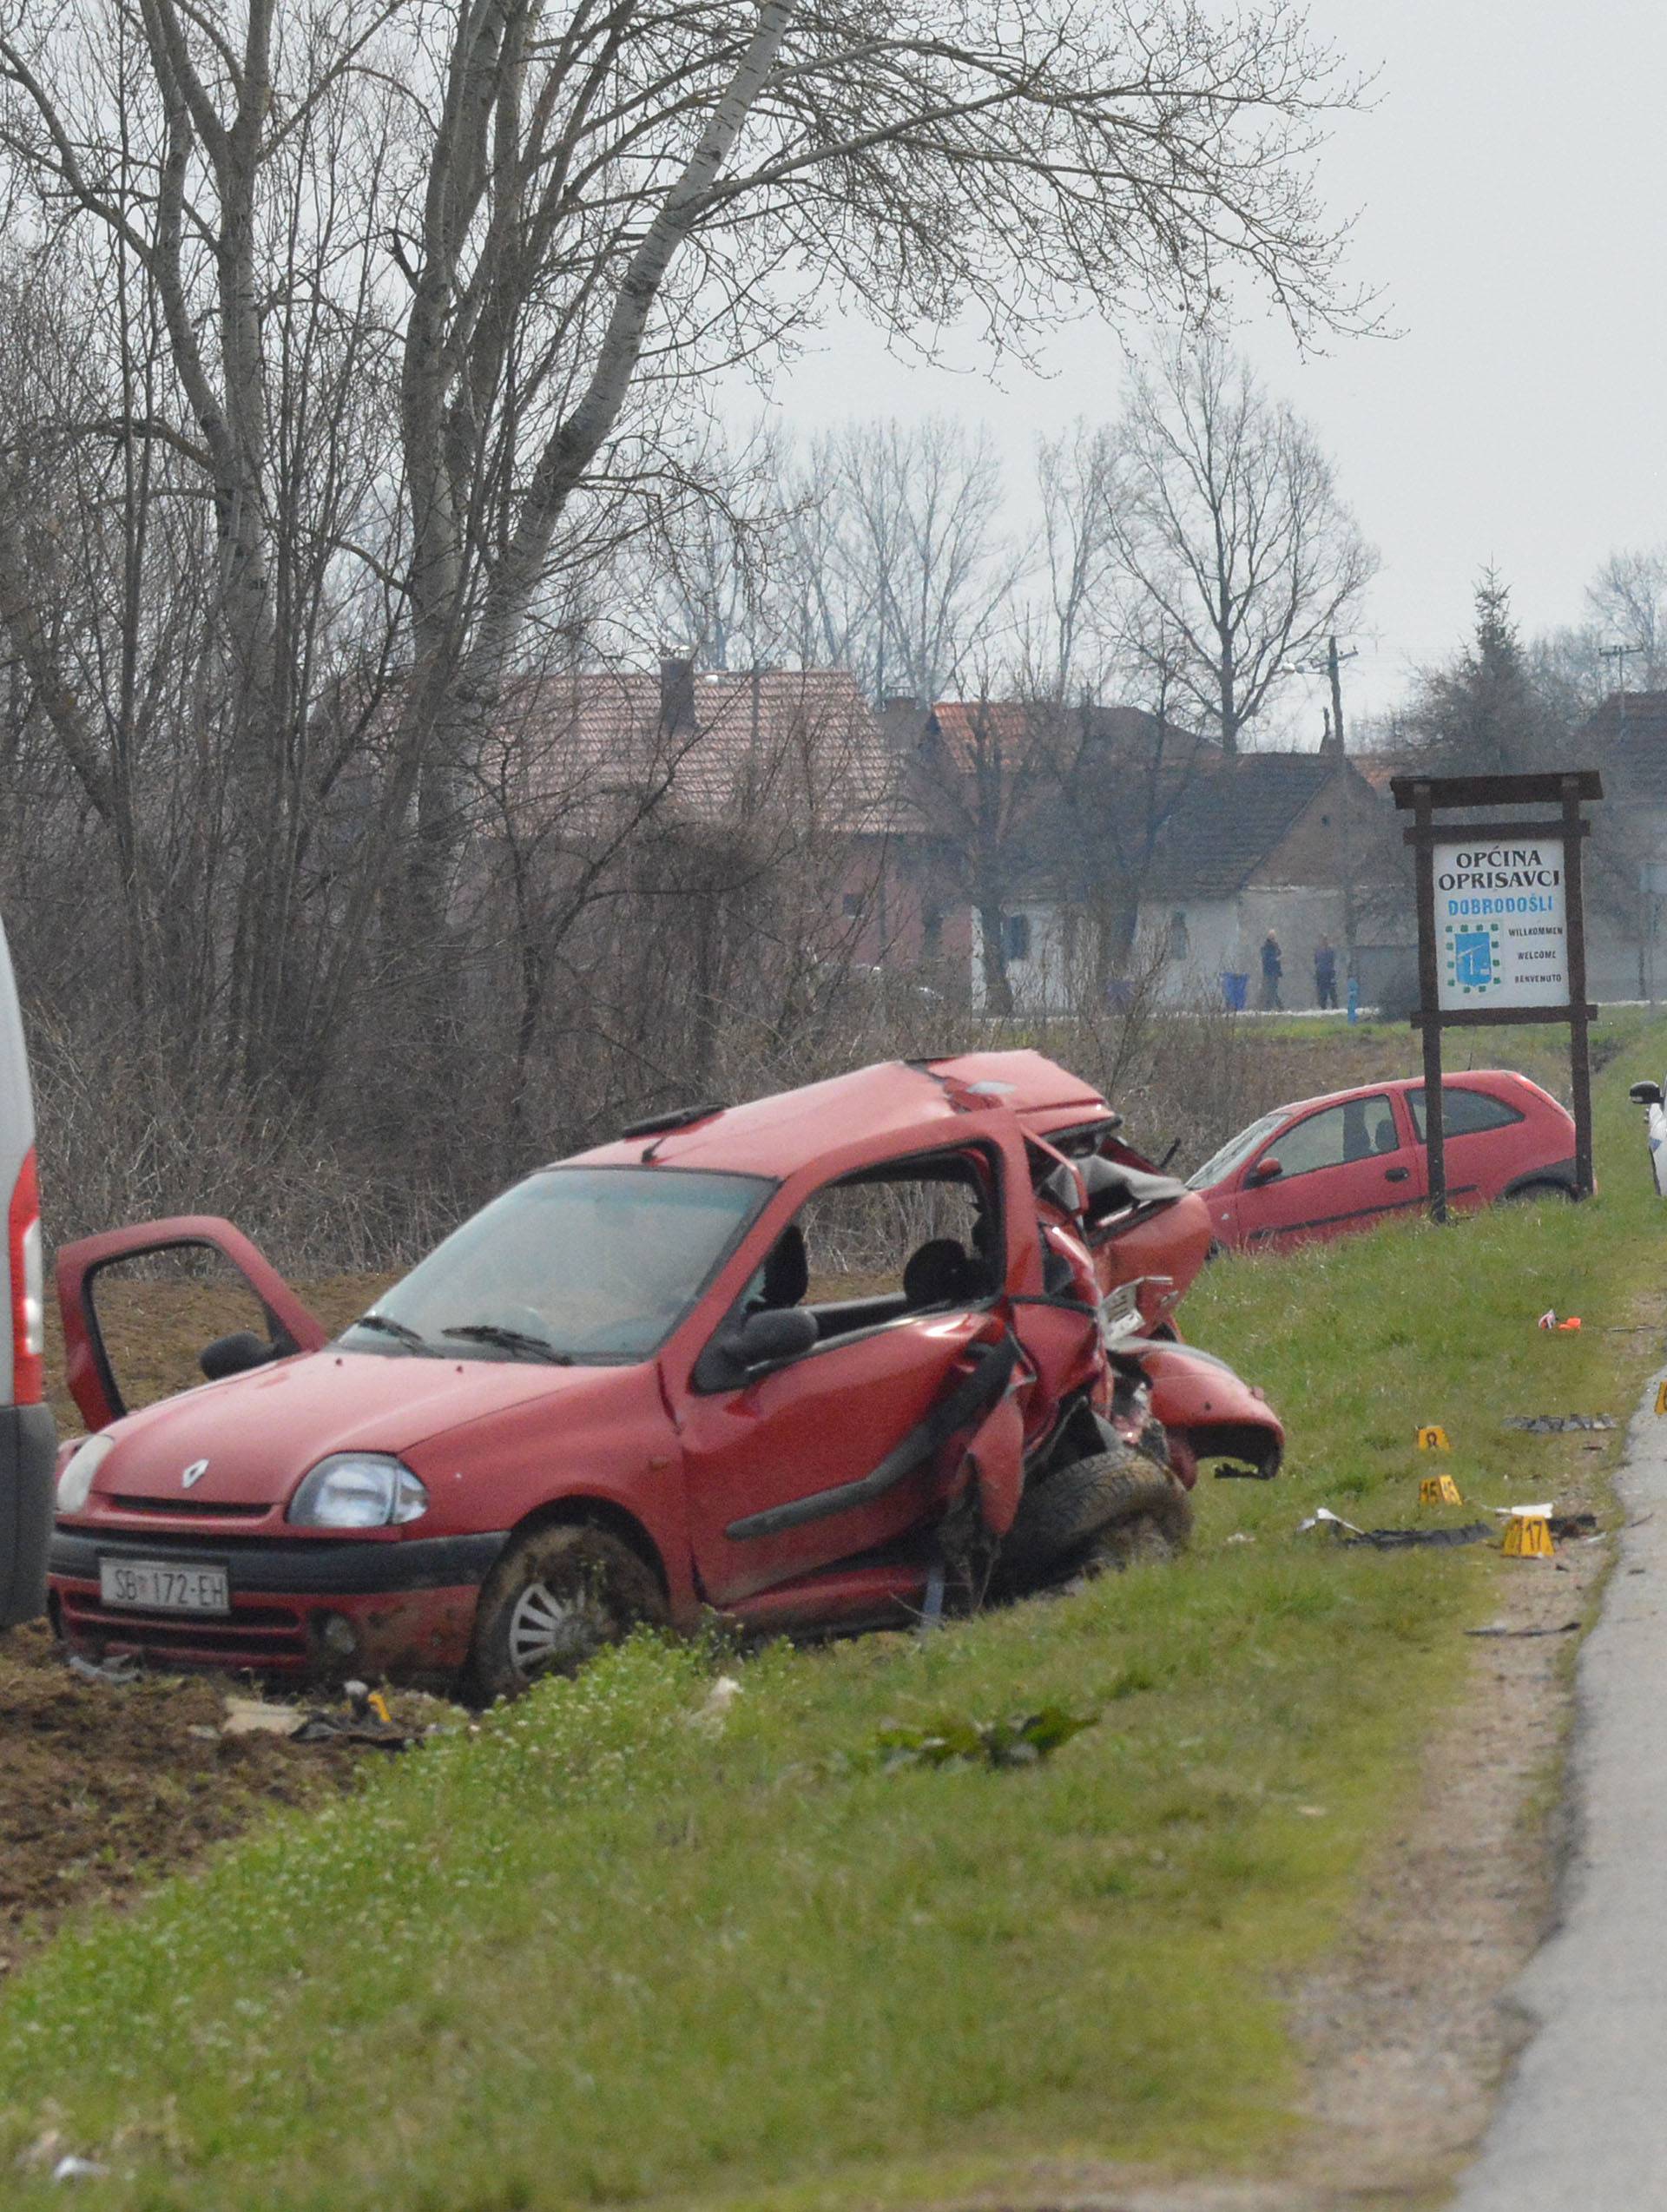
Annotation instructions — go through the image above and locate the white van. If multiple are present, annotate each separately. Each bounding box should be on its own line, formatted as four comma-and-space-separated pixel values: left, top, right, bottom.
0, 928, 51, 1624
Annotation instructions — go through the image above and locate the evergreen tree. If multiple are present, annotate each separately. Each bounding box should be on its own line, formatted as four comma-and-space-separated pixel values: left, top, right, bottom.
1408, 570, 1565, 774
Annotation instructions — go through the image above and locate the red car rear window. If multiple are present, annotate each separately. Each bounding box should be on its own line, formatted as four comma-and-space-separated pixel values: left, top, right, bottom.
1407, 1085, 1525, 1141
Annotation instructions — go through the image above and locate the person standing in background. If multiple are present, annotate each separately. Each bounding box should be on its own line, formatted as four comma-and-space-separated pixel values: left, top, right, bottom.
1260, 931, 1283, 1011
1314, 936, 1337, 1010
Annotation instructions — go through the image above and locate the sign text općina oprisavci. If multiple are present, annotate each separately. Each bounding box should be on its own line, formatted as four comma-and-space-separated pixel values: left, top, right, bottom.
1432, 839, 1569, 1010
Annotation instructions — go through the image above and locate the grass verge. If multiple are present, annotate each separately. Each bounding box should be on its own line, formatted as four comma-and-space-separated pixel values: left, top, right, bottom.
4, 1023, 1666, 2210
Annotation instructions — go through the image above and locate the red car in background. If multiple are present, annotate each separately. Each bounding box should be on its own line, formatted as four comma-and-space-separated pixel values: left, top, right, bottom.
1190, 1071, 1579, 1252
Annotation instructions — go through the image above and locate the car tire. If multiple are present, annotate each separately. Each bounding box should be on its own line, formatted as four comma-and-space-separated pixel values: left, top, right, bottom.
1504, 1180, 1577, 1206
997, 1449, 1193, 1592
465, 1523, 668, 1703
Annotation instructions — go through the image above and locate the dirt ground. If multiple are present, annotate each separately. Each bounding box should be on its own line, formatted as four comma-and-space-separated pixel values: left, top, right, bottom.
0, 1623, 379, 1974
4, 1274, 425, 1974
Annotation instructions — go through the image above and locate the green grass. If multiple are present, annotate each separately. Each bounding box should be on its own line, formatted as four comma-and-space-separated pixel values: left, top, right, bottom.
3, 1027, 1666, 2210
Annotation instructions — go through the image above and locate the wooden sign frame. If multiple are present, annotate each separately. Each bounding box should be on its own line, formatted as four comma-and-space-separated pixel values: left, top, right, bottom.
1390, 770, 1603, 1222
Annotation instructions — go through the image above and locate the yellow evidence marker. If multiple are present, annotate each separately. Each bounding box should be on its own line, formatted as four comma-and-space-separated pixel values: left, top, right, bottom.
1420, 1473, 1464, 1507
1417, 1425, 1450, 1451
1503, 1508, 1556, 1559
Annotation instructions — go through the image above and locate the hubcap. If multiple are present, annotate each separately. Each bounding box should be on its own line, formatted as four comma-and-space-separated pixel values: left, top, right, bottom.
506, 1579, 605, 1676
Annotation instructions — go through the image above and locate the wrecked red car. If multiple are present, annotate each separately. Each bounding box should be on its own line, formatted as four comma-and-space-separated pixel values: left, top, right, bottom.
48, 1052, 1282, 1696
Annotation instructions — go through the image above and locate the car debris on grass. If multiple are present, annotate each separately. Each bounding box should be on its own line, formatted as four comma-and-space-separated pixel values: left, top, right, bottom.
1503, 1412, 1617, 1432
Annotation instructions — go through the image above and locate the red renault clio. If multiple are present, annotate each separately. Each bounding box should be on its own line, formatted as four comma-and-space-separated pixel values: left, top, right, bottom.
48, 1052, 1282, 1696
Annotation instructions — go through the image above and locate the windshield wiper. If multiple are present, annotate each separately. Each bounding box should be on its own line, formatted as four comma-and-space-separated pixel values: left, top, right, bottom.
348, 1312, 431, 1352
441, 1323, 573, 1365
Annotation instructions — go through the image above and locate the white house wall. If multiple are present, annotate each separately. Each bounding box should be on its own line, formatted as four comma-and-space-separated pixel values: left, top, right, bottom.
970, 886, 1354, 1013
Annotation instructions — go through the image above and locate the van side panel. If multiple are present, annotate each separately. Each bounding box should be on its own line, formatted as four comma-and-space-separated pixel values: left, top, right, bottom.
0, 928, 55, 1623
0, 1406, 54, 1625
0, 929, 32, 1407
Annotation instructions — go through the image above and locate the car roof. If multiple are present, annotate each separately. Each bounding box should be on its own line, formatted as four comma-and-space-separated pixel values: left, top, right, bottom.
1269, 1069, 1532, 1120
569, 1050, 1113, 1182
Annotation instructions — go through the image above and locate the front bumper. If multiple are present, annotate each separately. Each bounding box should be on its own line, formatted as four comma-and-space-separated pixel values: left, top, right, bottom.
48, 1527, 507, 1681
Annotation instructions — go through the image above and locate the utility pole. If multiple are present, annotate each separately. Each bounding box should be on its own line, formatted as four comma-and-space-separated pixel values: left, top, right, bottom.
1326, 634, 1351, 754
1291, 636, 1353, 1012
1305, 635, 1360, 1003
1599, 641, 1645, 988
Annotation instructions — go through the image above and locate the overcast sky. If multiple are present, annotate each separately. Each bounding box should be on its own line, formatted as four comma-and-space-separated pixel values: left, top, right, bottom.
741, 0, 1667, 741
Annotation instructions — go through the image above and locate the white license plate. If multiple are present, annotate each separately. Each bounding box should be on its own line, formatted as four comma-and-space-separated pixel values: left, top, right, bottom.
99, 1558, 230, 1614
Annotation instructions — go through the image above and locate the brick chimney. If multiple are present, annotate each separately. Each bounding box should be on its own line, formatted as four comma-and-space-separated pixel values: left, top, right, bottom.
659, 653, 695, 733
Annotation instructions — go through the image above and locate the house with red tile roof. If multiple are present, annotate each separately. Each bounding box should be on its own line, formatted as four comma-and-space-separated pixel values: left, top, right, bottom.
496, 657, 962, 973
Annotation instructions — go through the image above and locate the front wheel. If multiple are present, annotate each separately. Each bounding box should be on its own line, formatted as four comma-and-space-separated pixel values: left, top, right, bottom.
997, 1449, 1193, 1594
466, 1523, 668, 1703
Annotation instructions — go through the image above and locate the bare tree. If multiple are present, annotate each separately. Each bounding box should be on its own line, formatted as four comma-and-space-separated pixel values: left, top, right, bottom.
905, 692, 1045, 1017
0, 0, 1367, 1152
748, 418, 1022, 703
1102, 332, 1375, 751
845, 419, 1020, 704
1588, 548, 1667, 685
1028, 422, 1121, 701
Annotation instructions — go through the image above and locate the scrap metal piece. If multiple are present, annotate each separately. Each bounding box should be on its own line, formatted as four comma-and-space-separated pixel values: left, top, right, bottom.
1342, 1522, 1494, 1551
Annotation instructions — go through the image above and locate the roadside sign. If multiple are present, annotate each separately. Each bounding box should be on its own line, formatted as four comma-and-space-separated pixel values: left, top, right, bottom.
1433, 839, 1568, 1009
1391, 772, 1602, 1221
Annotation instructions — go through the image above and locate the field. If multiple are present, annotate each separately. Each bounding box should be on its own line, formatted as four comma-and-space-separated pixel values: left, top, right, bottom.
2, 1013, 1664, 2208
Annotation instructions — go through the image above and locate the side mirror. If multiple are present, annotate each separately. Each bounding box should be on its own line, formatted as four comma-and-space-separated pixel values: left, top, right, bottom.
199, 1330, 279, 1382
692, 1306, 819, 1392
1247, 1155, 1282, 1187
738, 1307, 818, 1366
1630, 1081, 1664, 1108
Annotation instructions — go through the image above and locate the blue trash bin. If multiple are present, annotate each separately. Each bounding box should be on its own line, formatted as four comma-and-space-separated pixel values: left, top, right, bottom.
1222, 971, 1249, 1011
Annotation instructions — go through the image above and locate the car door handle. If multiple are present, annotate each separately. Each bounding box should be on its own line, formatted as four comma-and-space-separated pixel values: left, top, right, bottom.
1384, 1166, 1410, 1182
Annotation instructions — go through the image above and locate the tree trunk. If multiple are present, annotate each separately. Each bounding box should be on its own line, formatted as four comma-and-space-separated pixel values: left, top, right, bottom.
978, 899, 1012, 1015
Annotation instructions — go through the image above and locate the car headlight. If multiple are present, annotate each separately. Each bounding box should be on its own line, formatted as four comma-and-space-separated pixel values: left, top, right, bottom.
287, 1453, 428, 1529
56, 1432, 115, 1515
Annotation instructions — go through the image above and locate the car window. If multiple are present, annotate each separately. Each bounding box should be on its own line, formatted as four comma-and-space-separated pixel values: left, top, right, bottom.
1407, 1086, 1525, 1141
1263, 1094, 1399, 1180
343, 1167, 771, 1365
752, 1152, 995, 1322
84, 1248, 287, 1413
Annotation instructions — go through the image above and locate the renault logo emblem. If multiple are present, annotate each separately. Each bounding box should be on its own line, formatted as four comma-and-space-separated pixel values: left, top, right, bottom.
181, 1459, 209, 1489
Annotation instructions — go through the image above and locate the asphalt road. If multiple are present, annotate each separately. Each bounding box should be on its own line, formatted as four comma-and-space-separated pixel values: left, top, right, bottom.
1453, 1364, 1667, 2210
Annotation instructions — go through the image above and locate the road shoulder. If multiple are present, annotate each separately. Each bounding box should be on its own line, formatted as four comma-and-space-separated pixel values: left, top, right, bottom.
1450, 1361, 1667, 2209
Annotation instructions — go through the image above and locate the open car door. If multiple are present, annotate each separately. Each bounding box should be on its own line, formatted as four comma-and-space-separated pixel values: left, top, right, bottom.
56, 1217, 328, 1433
